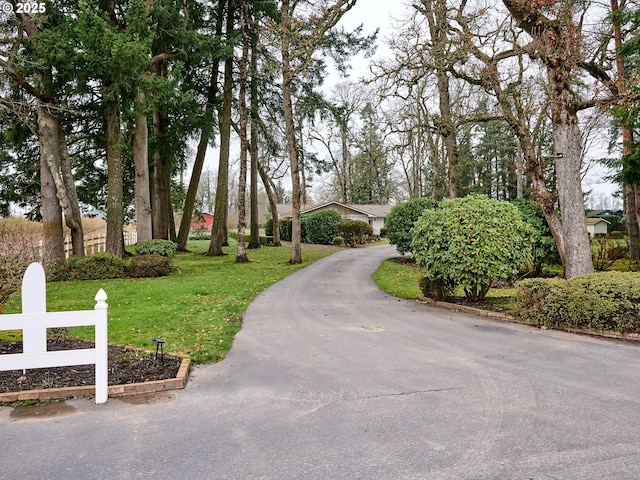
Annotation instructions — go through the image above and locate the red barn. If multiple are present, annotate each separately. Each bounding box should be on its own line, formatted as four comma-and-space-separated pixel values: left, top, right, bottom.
190, 213, 214, 232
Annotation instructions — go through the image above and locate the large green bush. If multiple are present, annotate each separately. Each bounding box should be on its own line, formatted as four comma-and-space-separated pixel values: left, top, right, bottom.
304, 210, 342, 245
135, 239, 178, 257
411, 194, 532, 301
127, 254, 173, 278
64, 253, 125, 281
337, 219, 373, 247
385, 198, 438, 255
515, 272, 640, 333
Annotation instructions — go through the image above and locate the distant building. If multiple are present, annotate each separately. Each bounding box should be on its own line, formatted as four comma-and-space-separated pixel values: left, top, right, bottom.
586, 217, 610, 237
190, 213, 214, 232
278, 202, 392, 235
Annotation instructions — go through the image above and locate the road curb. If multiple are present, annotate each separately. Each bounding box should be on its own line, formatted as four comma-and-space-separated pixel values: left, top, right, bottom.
418, 296, 640, 343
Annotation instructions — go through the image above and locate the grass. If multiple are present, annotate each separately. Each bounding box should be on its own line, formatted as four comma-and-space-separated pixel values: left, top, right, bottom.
372, 257, 519, 312
2, 240, 338, 364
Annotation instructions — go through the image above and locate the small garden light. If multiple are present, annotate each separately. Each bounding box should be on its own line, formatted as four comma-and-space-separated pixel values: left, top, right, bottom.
151, 337, 165, 365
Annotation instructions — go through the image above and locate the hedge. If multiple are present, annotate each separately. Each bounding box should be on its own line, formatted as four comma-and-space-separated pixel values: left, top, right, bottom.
515, 271, 640, 333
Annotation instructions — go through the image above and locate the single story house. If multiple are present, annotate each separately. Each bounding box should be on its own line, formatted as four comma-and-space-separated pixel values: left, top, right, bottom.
586, 217, 610, 237
278, 202, 392, 235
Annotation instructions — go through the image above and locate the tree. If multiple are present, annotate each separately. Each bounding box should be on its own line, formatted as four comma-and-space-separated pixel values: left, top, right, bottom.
350, 102, 394, 204
412, 195, 532, 301
207, 0, 236, 257
414, 0, 461, 198
2, 6, 85, 260
276, 0, 359, 264
235, 0, 250, 263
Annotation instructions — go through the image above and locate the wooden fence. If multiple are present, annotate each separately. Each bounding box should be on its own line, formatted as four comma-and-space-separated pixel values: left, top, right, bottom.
64, 231, 138, 258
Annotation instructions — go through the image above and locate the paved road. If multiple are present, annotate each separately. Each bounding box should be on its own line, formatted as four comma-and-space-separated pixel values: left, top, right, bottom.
2, 245, 640, 479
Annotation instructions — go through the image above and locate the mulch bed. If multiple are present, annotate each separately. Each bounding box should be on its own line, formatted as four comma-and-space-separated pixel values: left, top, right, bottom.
0, 338, 181, 393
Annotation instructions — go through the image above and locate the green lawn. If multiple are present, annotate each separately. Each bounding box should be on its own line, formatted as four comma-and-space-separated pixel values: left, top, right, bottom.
372, 257, 519, 312
2, 240, 337, 364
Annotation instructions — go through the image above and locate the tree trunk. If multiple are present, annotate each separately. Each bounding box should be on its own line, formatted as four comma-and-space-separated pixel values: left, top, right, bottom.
235, 0, 250, 263
133, 90, 153, 243
105, 96, 124, 258
206, 0, 234, 256
152, 101, 171, 240
282, 0, 303, 264
627, 184, 640, 262
40, 142, 65, 264
248, 21, 261, 250
420, 0, 460, 199
37, 102, 85, 257
258, 162, 281, 246
547, 69, 593, 277
610, 0, 639, 261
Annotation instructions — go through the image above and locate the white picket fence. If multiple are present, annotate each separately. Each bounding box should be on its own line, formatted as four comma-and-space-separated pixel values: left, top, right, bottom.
0, 263, 109, 404
63, 231, 138, 258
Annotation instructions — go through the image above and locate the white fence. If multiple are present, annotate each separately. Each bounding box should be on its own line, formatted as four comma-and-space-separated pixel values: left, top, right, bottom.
0, 263, 109, 404
64, 231, 138, 258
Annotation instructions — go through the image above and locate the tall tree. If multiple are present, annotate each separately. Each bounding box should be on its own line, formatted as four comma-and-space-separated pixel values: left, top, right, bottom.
235, 0, 250, 263
277, 0, 359, 264
500, 0, 594, 277
2, 7, 85, 259
207, 0, 236, 257
414, 0, 461, 198
176, 0, 225, 251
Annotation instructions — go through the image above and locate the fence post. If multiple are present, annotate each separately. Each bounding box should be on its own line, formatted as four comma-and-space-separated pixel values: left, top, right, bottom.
21, 263, 47, 353
94, 288, 108, 404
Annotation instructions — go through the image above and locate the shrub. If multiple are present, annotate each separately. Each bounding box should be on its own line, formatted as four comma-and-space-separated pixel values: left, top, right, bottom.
515, 272, 640, 333
305, 210, 342, 245
0, 218, 43, 307
127, 254, 173, 278
333, 236, 344, 246
135, 239, 178, 257
412, 194, 532, 302
385, 198, 438, 255
592, 235, 628, 271
65, 253, 125, 280
511, 198, 560, 274
337, 219, 373, 247
279, 218, 292, 242
264, 218, 274, 237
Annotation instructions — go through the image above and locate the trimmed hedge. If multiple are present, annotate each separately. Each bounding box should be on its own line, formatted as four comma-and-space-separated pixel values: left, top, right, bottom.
63, 253, 125, 281
135, 239, 178, 257
127, 254, 173, 278
305, 210, 342, 245
337, 219, 372, 247
515, 272, 640, 333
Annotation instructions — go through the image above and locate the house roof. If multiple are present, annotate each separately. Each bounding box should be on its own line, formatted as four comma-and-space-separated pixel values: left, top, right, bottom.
276, 202, 392, 218
586, 217, 611, 225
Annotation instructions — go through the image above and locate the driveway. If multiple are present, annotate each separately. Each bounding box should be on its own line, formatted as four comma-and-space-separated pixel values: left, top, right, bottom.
1, 245, 640, 479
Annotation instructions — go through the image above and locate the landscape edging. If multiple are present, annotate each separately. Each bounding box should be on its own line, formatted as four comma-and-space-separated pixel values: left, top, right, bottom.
0, 356, 190, 403
418, 296, 640, 343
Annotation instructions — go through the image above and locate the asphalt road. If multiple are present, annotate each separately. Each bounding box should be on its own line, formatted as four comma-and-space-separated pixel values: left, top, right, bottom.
1, 245, 640, 479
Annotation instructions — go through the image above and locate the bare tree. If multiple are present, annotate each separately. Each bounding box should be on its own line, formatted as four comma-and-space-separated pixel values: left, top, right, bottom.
277, 0, 357, 264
